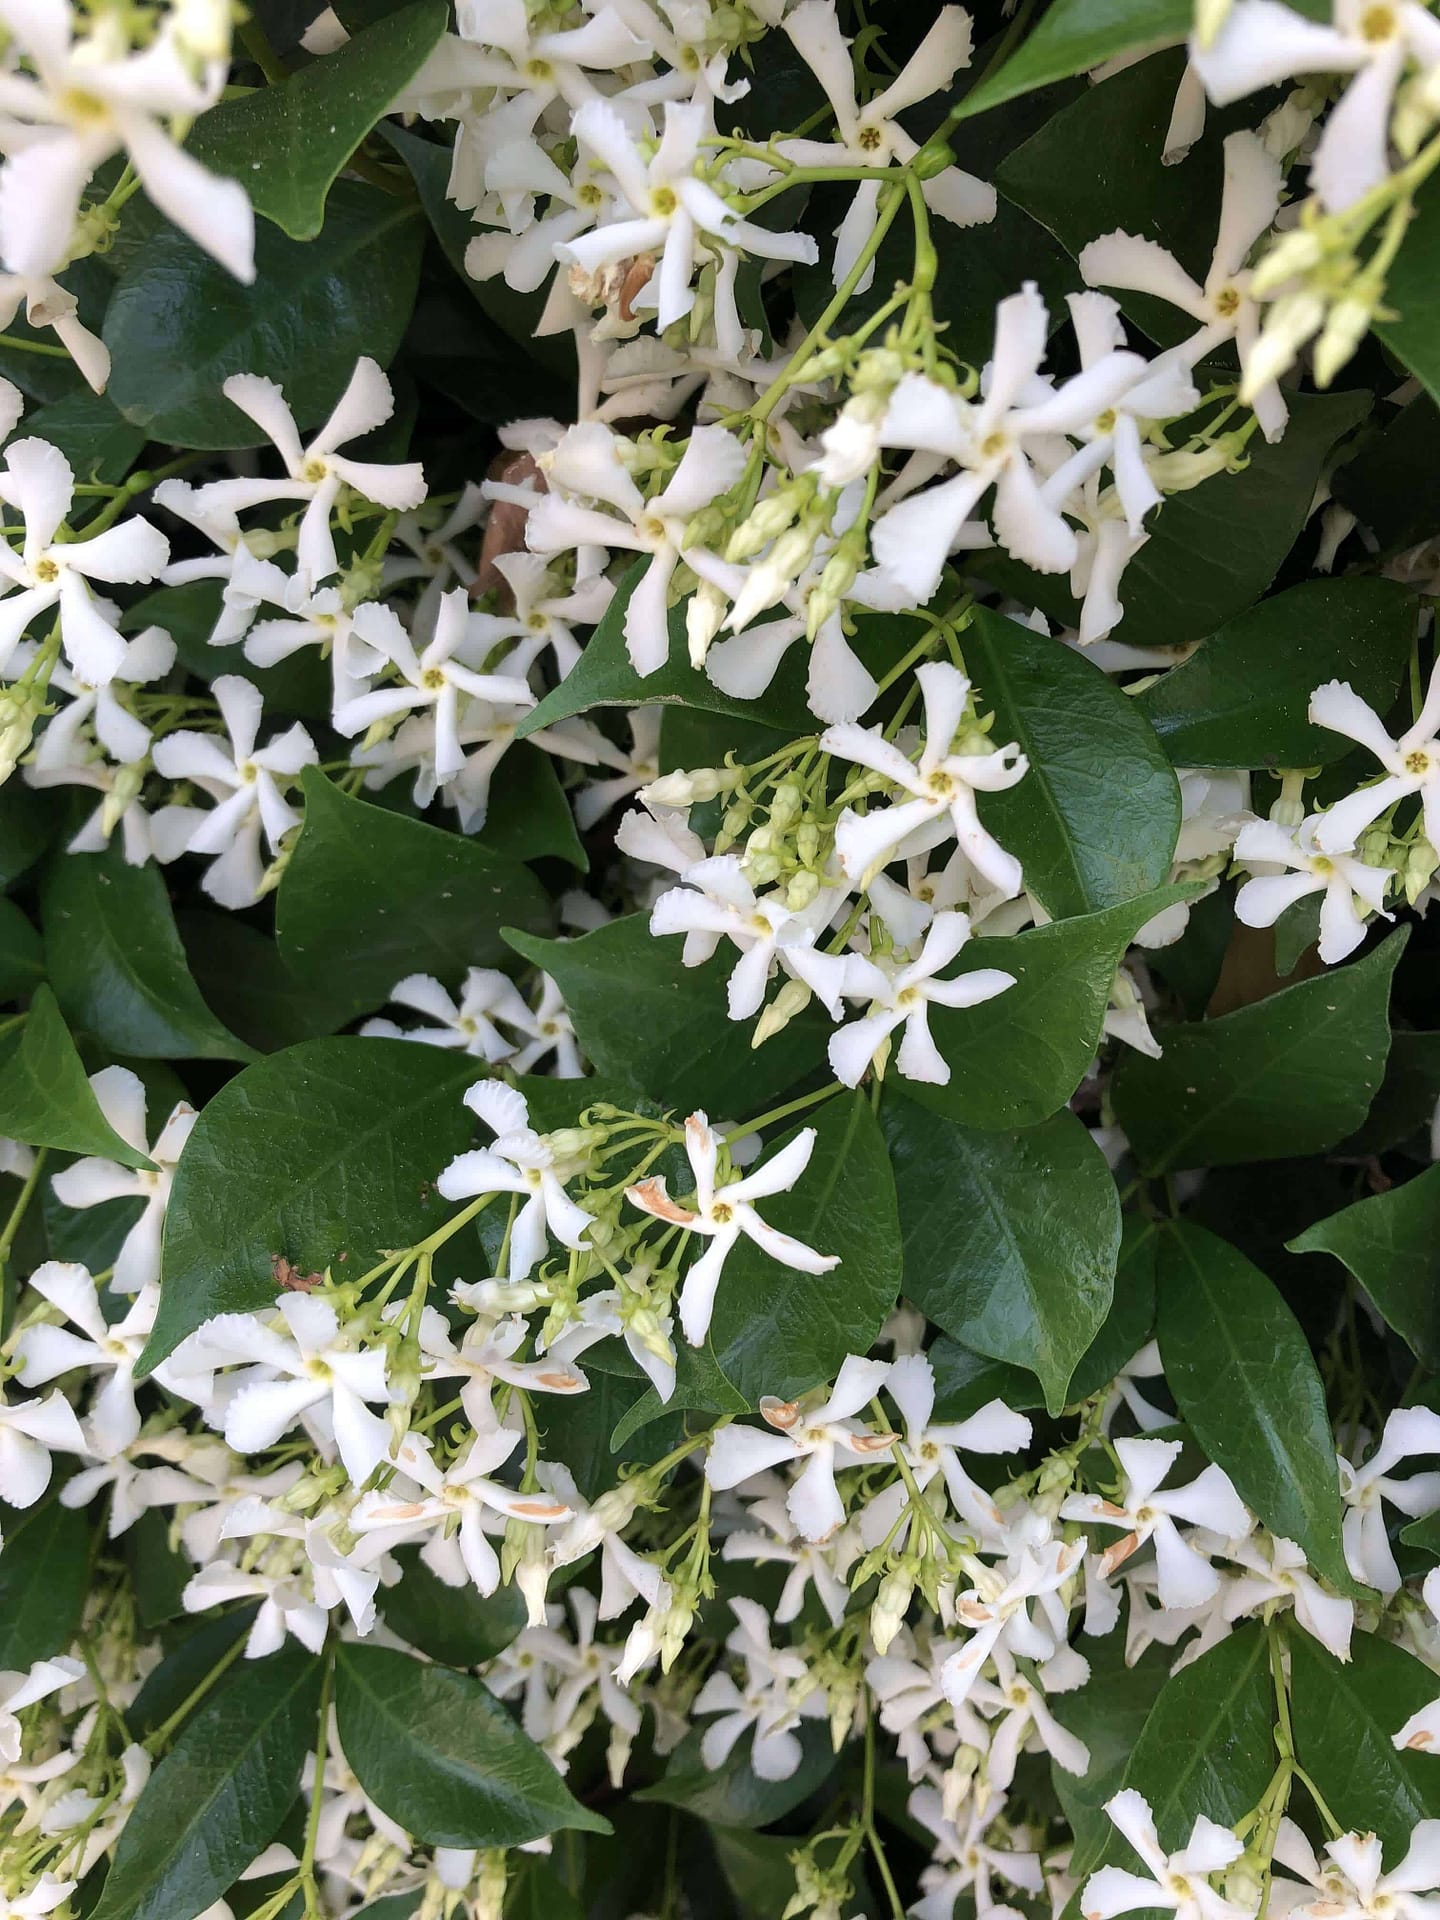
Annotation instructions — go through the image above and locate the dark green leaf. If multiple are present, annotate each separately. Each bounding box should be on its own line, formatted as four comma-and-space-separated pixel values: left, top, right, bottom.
886, 1093, 1119, 1413
1135, 579, 1416, 768
191, 3, 446, 240
1377, 172, 1440, 406
0, 1496, 89, 1668
177, 911, 341, 1053
0, 986, 154, 1168
928, 1338, 1045, 1420
42, 843, 256, 1062
1157, 1222, 1351, 1590
1332, 394, 1440, 556
277, 768, 552, 1024
608, 1340, 748, 1448
0, 779, 56, 886
902, 883, 1197, 1130
1340, 1029, 1440, 1156
380, 1548, 527, 1666
1289, 1164, 1440, 1369
103, 181, 423, 449
955, 0, 1190, 122
91, 1640, 323, 1920
1112, 929, 1405, 1172
477, 744, 587, 871
127, 1609, 260, 1743
333, 1643, 609, 1847
965, 605, 1179, 917
1067, 1213, 1159, 1401
636, 1723, 835, 1827
502, 914, 829, 1116
141, 1037, 482, 1369
23, 389, 146, 489
124, 1509, 194, 1629
1049, 1621, 1169, 1876
1290, 1630, 1440, 1851
710, 1091, 902, 1405
0, 897, 43, 1000
126, 579, 330, 719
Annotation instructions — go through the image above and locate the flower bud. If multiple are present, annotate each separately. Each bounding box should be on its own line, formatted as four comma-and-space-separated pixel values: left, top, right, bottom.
1249, 223, 1325, 297
686, 578, 730, 668
1241, 291, 1325, 399
786, 867, 820, 911
641, 765, 737, 807
1313, 295, 1373, 389
752, 977, 812, 1046
0, 677, 49, 784
870, 1566, 914, 1654
1405, 836, 1438, 906
100, 762, 146, 839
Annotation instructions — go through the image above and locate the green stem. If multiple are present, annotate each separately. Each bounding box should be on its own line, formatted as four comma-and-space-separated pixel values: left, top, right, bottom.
238, 17, 289, 84
726, 1082, 843, 1143
0, 1145, 46, 1277
299, 1649, 334, 1907
0, 333, 70, 358
143, 1629, 247, 1753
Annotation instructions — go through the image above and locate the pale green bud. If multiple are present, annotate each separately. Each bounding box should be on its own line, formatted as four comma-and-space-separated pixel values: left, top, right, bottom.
1405, 837, 1439, 906
870, 1566, 914, 1655
1313, 295, 1374, 389
1249, 223, 1326, 296
1242, 291, 1325, 399
642, 766, 737, 806
752, 977, 812, 1046
101, 762, 146, 838
0, 678, 49, 784
786, 868, 820, 911
686, 579, 730, 668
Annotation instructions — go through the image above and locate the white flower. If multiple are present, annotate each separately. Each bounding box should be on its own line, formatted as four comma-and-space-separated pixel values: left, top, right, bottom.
467, 551, 612, 681
1059, 1435, 1251, 1609
0, 0, 253, 280
721, 1480, 858, 1626
28, 621, 173, 774
0, 1657, 83, 1764
526, 422, 746, 673
0, 1873, 75, 1920
1222, 1532, 1354, 1660
822, 662, 1028, 895
49, 1066, 195, 1294
939, 1536, 1084, 1707
1270, 1818, 1440, 1920
360, 968, 535, 1061
691, 1598, 813, 1781
1308, 672, 1440, 854
0, 1380, 85, 1507
704, 1353, 894, 1541
416, 1307, 586, 1431
649, 855, 835, 1021
333, 591, 534, 785
1191, 0, 1440, 212
214, 358, 426, 588
780, 2, 994, 288
1338, 1405, 1440, 1595
179, 1294, 393, 1488
1079, 132, 1286, 440
1233, 816, 1393, 965
1081, 1790, 1252, 1920
436, 1080, 595, 1281
0, 438, 168, 685
626, 1109, 840, 1348
14, 1262, 156, 1458
151, 675, 316, 910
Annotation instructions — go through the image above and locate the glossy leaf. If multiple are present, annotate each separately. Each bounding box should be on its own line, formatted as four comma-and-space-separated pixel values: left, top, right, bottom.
333, 1643, 610, 1847
1067, 1212, 1160, 1402
1113, 930, 1405, 1173
901, 883, 1197, 1130
177, 911, 342, 1053
1157, 1222, 1351, 1591
0, 1495, 89, 1669
141, 1037, 481, 1369
0, 986, 154, 1168
1135, 578, 1416, 768
126, 578, 330, 719
954, 0, 1191, 122
965, 605, 1179, 918
1289, 1165, 1440, 1369
103, 181, 423, 449
502, 914, 830, 1116
277, 769, 552, 1024
24, 388, 146, 489
885, 1094, 1120, 1413
91, 1640, 323, 1920
709, 1091, 902, 1405
0, 897, 43, 1001
928, 1339, 1045, 1420
42, 843, 257, 1062
636, 1723, 835, 1827
192, 2, 446, 239
1377, 173, 1440, 406
1290, 1630, 1440, 1851
380, 1549, 527, 1666
1049, 1623, 1169, 1875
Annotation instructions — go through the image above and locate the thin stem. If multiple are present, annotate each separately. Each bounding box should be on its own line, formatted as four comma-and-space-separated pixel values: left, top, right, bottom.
143, 1629, 247, 1753
862, 1712, 905, 1920
300, 1649, 334, 1908
238, 17, 289, 84
0, 1145, 46, 1277
0, 333, 70, 357
726, 1082, 843, 1143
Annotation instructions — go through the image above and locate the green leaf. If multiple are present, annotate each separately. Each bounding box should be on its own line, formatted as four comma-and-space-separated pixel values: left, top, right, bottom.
0, 778, 57, 886
928, 1338, 1046, 1419
1377, 172, 1440, 406
1112, 929, 1405, 1173
1332, 394, 1440, 556
636, 1723, 835, 1827
22, 388, 147, 489
1049, 1621, 1169, 1876
103, 180, 423, 449
177, 911, 342, 1053
0, 1495, 89, 1668
191, 2, 446, 240
900, 883, 1197, 1130
965, 605, 1179, 917
1134, 579, 1416, 768
126, 578, 331, 719
91, 1640, 324, 1920
141, 1037, 482, 1370
1067, 1213, 1159, 1401
1289, 1164, 1440, 1370
380, 1548, 527, 1666
127, 1610, 259, 1744
886, 1093, 1119, 1413
1339, 1029, 1440, 1156
608, 1340, 748, 1449
333, 1643, 610, 1847
1157, 1221, 1351, 1591
0, 897, 44, 1000
502, 914, 829, 1116
0, 986, 155, 1168
954, 0, 1190, 122
709, 1091, 902, 1405
124, 1508, 194, 1629
42, 843, 257, 1063
979, 390, 1370, 650
277, 769, 552, 1024
1290, 1630, 1440, 1851
476, 744, 588, 871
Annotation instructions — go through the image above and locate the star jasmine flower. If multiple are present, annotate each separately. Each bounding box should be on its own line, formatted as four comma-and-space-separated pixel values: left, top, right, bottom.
360, 967, 536, 1061
0, 1659, 83, 1764
1307, 671, 1440, 854
416, 1307, 587, 1431
241, 582, 385, 712
0, 1379, 85, 1509
27, 622, 173, 776
332, 591, 535, 786
436, 1080, 596, 1281
179, 1294, 393, 1489
626, 1109, 841, 1348
556, 96, 819, 336
939, 1537, 1084, 1707
691, 1597, 815, 1781
1081, 1791, 1252, 1920
1269, 1818, 1440, 1920
467, 551, 614, 680
547, 1279, 679, 1404
0, 272, 107, 391
1191, 0, 1440, 212
1078, 132, 1286, 440
526, 421, 747, 673
648, 854, 836, 1020
778, 3, 994, 291
505, 973, 585, 1079
821, 661, 1028, 895
1221, 1532, 1354, 1661
1338, 1405, 1440, 1594
909, 1788, 1046, 1920
1060, 1435, 1252, 1609
0, 0, 254, 281
151, 675, 317, 910
1233, 816, 1394, 963
703, 1353, 895, 1542
0, 437, 168, 685
14, 1262, 157, 1458
49, 1066, 195, 1295
212, 359, 426, 588
722, 1482, 859, 1626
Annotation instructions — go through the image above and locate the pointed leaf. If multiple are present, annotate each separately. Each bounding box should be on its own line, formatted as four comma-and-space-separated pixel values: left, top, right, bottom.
1289, 1164, 1440, 1369
1290, 1630, 1440, 1851
0, 1495, 89, 1669
0, 986, 154, 1168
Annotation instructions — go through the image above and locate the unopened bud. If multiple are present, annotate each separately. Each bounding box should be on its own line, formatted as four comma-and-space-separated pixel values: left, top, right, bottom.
1241, 291, 1325, 399
1313, 295, 1373, 389
752, 977, 812, 1046
642, 765, 737, 807
870, 1566, 914, 1654
686, 579, 730, 668
1250, 223, 1326, 297
100, 761, 146, 838
1405, 836, 1439, 906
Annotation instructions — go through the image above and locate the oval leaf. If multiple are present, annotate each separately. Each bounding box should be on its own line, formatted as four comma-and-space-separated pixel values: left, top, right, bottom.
1289, 1163, 1440, 1370
1290, 1630, 1440, 1850
0, 986, 154, 1169
0, 1495, 89, 1669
